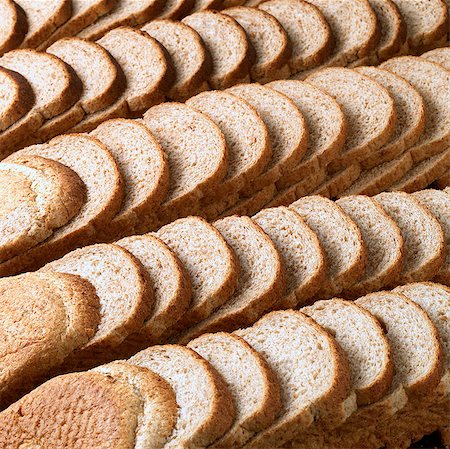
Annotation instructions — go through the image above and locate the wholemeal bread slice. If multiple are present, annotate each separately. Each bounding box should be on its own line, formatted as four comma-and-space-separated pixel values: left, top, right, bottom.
0, 0, 27, 55
91, 119, 169, 237
253, 206, 326, 308
390, 0, 449, 53
177, 215, 284, 342
143, 102, 227, 223
290, 195, 366, 298
0, 155, 85, 263
413, 190, 450, 284
374, 191, 446, 283
268, 79, 347, 190
78, 0, 163, 40
422, 46, 450, 69
1, 134, 123, 276
381, 56, 450, 163
224, 6, 291, 83
154, 0, 195, 19
182, 10, 253, 89
235, 310, 352, 448
192, 0, 246, 10
116, 234, 192, 347
141, 19, 210, 101
313, 163, 362, 199
188, 332, 282, 448
259, 0, 333, 74
128, 344, 235, 449
156, 216, 238, 331
92, 361, 178, 449
307, 67, 396, 172
15, 0, 72, 49
0, 271, 100, 408
336, 195, 403, 296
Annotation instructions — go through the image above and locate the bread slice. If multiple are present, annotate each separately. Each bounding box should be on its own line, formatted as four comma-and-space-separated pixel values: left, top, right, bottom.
142, 102, 227, 222
0, 0, 27, 55
234, 310, 352, 448
412, 190, 450, 284
390, 0, 449, 53
177, 215, 284, 342
156, 216, 238, 331
307, 67, 396, 172
128, 344, 235, 449
313, 163, 362, 199
15, 0, 72, 48
186, 90, 271, 202
188, 332, 282, 448
0, 271, 100, 408
154, 0, 195, 19
268, 79, 347, 190
141, 19, 210, 101
0, 134, 123, 276
90, 119, 169, 237
422, 46, 450, 70
0, 155, 85, 263
192, 0, 246, 10
182, 10, 253, 89
37, 0, 118, 49
259, 0, 333, 73
253, 206, 326, 308
290, 195, 366, 297
93, 361, 178, 449
78, 0, 163, 40
381, 56, 450, 163
374, 191, 446, 283
336, 195, 403, 296
224, 6, 291, 83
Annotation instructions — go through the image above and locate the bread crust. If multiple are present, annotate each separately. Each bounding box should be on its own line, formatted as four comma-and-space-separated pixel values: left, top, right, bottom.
314, 164, 362, 199
155, 0, 195, 19
0, 0, 27, 55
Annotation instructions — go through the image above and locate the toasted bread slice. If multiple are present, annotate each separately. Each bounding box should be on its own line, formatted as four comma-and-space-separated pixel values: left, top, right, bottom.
422, 46, 450, 69
142, 19, 210, 101
224, 6, 291, 83
154, 0, 194, 19
183, 10, 253, 89
253, 206, 326, 308
337, 195, 404, 295
0, 0, 27, 55
78, 0, 163, 40
235, 310, 352, 448
290, 195, 366, 297
128, 344, 235, 449
188, 332, 282, 448
314, 164, 362, 199
381, 56, 450, 163
374, 191, 446, 283
259, 0, 333, 73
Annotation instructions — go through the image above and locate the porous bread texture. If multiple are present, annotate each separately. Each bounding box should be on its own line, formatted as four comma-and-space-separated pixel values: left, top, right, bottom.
374, 192, 445, 283
0, 272, 100, 408
0, 0, 27, 55
381, 56, 450, 163
422, 46, 450, 70
188, 332, 282, 448
141, 19, 210, 101
253, 206, 326, 308
235, 310, 351, 448
290, 195, 366, 298
337, 195, 403, 296
156, 216, 238, 330
259, 0, 333, 73
267, 80, 346, 190
128, 344, 235, 449
0, 156, 85, 263
182, 10, 253, 89
224, 6, 291, 83
154, 0, 195, 19
306, 67, 396, 172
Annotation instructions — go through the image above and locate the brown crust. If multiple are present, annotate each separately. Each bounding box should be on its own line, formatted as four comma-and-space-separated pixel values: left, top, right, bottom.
0, 0, 27, 55
315, 164, 362, 199
435, 170, 450, 189
155, 0, 195, 19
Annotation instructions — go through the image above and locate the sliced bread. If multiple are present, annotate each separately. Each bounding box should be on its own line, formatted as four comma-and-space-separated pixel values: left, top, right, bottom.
224, 6, 291, 83
177, 215, 284, 342
336, 195, 404, 296
290, 195, 366, 297
253, 206, 326, 308
313, 163, 362, 199
188, 332, 282, 448
436, 170, 450, 189
374, 191, 446, 283
182, 10, 253, 89
259, 0, 333, 73
154, 0, 194, 19
141, 19, 210, 101
128, 344, 235, 449
422, 46, 450, 70
192, 0, 246, 10
0, 0, 27, 55
381, 56, 450, 162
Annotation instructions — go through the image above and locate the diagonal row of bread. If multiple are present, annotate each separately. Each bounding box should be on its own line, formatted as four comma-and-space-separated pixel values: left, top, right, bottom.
0, 279, 448, 448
